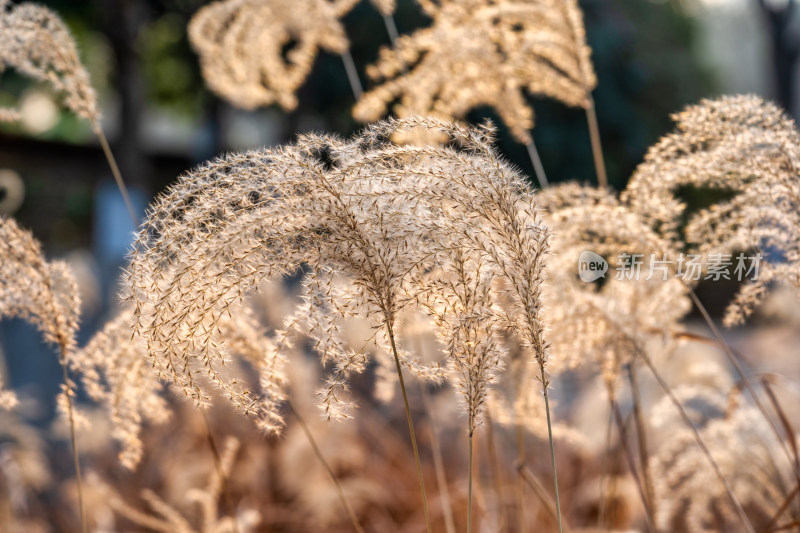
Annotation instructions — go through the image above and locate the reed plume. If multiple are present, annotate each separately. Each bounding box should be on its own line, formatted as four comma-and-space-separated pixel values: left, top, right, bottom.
0, 0, 99, 123
0, 215, 85, 530
0, 217, 80, 353
0, 0, 137, 224
188, 0, 359, 111
650, 388, 791, 532
353, 0, 596, 146
623, 95, 800, 325
126, 116, 559, 531
68, 307, 170, 470
537, 183, 689, 384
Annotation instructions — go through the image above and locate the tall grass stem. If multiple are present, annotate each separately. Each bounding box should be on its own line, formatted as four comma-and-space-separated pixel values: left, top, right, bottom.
585, 96, 607, 188
340, 50, 363, 101
386, 322, 432, 533
526, 139, 549, 188
93, 124, 138, 227
540, 364, 563, 533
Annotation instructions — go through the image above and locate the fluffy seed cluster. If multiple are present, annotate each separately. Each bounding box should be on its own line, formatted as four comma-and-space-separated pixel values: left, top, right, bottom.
538, 183, 690, 386
188, 0, 358, 111
624, 95, 800, 325
68, 307, 170, 469
126, 116, 551, 433
0, 0, 99, 124
650, 388, 791, 533
0, 216, 80, 354
353, 0, 596, 144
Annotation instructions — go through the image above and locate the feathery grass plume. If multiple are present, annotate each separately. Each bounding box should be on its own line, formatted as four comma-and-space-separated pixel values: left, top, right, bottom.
110, 437, 259, 533
125, 125, 447, 426
0, 410, 52, 531
353, 0, 596, 145
188, 0, 358, 111
0, 0, 99, 123
73, 301, 288, 461
416, 251, 504, 439
0, 215, 85, 530
126, 116, 554, 530
0, 216, 80, 353
67, 307, 170, 470
650, 389, 792, 533
623, 95, 800, 326
537, 183, 690, 386
0, 0, 138, 225
366, 116, 555, 530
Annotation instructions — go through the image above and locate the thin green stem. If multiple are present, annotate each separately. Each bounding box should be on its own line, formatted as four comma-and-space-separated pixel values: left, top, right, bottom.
585, 96, 607, 188
606, 389, 656, 533
517, 465, 566, 530
539, 363, 563, 533
386, 322, 432, 533
287, 399, 365, 533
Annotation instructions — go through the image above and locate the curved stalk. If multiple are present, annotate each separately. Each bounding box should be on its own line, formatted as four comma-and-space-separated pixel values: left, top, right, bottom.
539, 363, 563, 533
58, 344, 86, 533
92, 123, 138, 227
386, 321, 432, 533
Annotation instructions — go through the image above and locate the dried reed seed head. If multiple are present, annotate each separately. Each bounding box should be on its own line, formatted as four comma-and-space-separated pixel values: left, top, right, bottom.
188, 0, 357, 111
127, 116, 551, 424
354, 0, 596, 144
650, 392, 790, 532
414, 251, 505, 435
538, 183, 690, 383
0, 216, 80, 353
71, 301, 288, 467
0, 0, 99, 124
623, 95, 800, 325
68, 307, 170, 469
